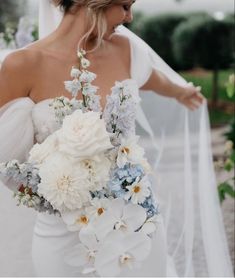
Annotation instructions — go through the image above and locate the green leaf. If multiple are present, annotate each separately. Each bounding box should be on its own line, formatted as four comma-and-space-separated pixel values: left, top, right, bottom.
218, 182, 235, 203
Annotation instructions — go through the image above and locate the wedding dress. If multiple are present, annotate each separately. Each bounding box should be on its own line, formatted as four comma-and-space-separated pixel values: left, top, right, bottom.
0, 0, 233, 277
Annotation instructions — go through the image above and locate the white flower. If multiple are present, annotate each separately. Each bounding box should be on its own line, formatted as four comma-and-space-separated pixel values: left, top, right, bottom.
117, 136, 145, 168
82, 83, 98, 96
79, 71, 96, 83
86, 197, 112, 220
141, 215, 160, 235
77, 49, 86, 59
124, 176, 151, 204
94, 198, 147, 240
70, 67, 81, 78
28, 133, 58, 164
64, 79, 82, 97
94, 230, 151, 277
65, 227, 98, 274
80, 155, 111, 191
81, 58, 90, 69
61, 208, 92, 232
58, 110, 113, 159
38, 152, 90, 213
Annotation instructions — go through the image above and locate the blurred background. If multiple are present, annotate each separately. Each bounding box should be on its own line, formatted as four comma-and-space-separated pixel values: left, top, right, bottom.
0, 0, 234, 276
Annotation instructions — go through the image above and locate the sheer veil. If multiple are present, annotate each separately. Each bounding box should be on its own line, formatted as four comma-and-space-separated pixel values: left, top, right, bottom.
39, 1, 233, 276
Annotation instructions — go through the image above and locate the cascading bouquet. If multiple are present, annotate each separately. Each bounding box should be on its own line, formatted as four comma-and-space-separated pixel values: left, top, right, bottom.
0, 49, 159, 276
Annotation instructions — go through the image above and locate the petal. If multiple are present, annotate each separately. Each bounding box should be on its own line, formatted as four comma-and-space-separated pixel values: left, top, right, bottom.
61, 210, 80, 225
122, 232, 151, 261
95, 238, 122, 276
141, 222, 157, 235
64, 243, 88, 267
123, 204, 147, 232
93, 211, 116, 241
79, 226, 98, 249
109, 198, 125, 219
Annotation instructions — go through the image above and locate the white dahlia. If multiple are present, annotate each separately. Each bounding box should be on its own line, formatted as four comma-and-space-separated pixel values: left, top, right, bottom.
38, 152, 90, 213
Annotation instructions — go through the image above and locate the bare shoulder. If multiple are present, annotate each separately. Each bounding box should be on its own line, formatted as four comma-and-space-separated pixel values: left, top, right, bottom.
110, 33, 131, 63
1, 48, 41, 73
0, 49, 41, 107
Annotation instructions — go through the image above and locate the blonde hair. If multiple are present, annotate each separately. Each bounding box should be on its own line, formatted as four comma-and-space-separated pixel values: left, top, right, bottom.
52, 0, 132, 52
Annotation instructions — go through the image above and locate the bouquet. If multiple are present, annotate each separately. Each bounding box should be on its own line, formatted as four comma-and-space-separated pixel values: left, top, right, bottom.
0, 49, 159, 276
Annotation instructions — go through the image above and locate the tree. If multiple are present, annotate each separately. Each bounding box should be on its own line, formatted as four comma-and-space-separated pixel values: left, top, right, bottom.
173, 17, 234, 106
0, 0, 26, 32
139, 14, 187, 70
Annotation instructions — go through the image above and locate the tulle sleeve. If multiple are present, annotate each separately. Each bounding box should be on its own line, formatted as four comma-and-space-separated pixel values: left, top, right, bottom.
129, 37, 153, 88
0, 97, 35, 191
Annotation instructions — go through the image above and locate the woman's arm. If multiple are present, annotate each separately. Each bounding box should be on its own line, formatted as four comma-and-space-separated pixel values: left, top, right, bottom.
0, 50, 34, 107
141, 68, 205, 110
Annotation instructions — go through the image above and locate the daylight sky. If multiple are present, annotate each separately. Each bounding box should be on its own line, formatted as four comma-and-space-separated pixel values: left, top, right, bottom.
133, 0, 233, 15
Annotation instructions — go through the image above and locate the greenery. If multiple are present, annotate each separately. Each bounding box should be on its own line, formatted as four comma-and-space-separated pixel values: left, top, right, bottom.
181, 70, 234, 126
137, 14, 186, 70
217, 75, 235, 203
0, 0, 26, 32
172, 17, 234, 106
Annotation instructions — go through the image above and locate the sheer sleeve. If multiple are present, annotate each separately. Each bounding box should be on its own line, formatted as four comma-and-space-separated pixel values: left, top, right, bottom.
129, 37, 153, 88
0, 97, 35, 191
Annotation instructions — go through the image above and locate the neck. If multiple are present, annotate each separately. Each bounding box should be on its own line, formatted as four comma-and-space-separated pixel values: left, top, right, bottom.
44, 7, 96, 56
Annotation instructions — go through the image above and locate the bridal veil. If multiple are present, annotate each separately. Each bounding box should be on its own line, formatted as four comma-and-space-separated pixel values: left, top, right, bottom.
0, 0, 232, 276
39, 1, 233, 276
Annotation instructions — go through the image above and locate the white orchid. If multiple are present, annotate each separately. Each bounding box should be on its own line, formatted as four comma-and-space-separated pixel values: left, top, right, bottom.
38, 152, 91, 212
94, 230, 151, 277
117, 135, 145, 168
94, 198, 147, 240
141, 214, 160, 235
64, 227, 99, 274
124, 176, 151, 204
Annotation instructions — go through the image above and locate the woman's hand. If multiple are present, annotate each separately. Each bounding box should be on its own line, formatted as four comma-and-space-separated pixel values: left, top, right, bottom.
176, 82, 206, 111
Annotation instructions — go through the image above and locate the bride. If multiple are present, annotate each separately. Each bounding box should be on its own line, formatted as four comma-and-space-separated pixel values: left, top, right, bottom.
0, 0, 233, 277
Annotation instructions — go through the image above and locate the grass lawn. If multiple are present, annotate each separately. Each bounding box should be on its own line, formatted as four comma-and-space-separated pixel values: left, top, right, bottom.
180, 68, 234, 127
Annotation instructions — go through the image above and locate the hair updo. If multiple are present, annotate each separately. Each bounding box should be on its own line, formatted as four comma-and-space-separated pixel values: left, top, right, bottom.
52, 0, 132, 51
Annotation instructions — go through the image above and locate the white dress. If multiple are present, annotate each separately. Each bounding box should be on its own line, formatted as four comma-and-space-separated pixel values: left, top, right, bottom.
0, 39, 169, 276
30, 92, 168, 277
0, 27, 233, 276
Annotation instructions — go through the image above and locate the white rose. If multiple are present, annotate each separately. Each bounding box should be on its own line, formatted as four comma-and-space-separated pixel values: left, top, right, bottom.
58, 110, 113, 159
29, 133, 59, 165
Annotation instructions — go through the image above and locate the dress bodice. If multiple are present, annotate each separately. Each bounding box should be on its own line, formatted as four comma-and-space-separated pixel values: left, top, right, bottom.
31, 78, 140, 143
